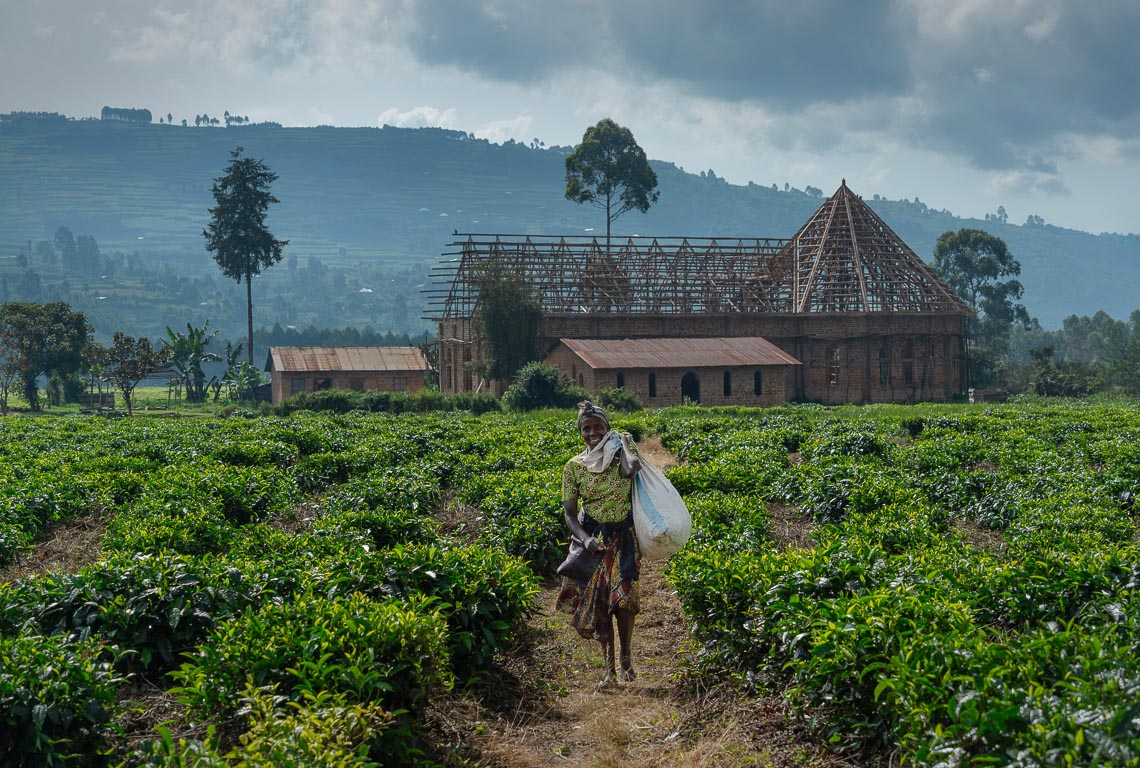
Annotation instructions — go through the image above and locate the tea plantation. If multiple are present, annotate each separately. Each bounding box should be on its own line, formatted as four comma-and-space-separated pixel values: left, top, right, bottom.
1, 400, 1139, 766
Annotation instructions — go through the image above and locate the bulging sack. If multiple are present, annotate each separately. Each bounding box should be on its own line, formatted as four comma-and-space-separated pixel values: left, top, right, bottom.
631, 461, 691, 560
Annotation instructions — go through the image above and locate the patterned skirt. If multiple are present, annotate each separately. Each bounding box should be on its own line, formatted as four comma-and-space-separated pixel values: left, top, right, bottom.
555, 523, 640, 641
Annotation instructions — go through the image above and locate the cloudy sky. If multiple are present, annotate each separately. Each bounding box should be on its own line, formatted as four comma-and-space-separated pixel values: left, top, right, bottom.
4, 0, 1138, 235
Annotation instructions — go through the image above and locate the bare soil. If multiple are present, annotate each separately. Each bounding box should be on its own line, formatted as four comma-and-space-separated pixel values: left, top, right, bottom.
0, 512, 107, 582
425, 565, 853, 767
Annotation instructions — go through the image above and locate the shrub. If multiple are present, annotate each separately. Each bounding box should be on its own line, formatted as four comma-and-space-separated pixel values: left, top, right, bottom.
320, 544, 539, 679
277, 389, 363, 415
0, 553, 301, 673
501, 362, 580, 411
595, 387, 643, 412
447, 391, 501, 415
172, 593, 451, 718
0, 634, 123, 766
143, 687, 404, 768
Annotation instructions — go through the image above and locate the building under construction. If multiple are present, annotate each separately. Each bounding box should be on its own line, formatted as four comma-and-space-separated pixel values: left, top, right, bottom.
425, 181, 973, 405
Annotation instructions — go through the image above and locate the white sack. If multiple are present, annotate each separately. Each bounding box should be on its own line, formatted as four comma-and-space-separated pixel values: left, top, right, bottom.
631, 460, 691, 560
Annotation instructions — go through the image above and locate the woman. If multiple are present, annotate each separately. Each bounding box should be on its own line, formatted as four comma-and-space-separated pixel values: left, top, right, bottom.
556, 401, 642, 686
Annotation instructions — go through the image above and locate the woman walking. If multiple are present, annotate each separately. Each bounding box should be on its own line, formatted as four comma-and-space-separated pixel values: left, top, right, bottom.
556, 401, 642, 686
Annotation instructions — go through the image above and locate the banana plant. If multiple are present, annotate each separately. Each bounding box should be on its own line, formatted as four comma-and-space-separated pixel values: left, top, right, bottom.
163, 322, 220, 403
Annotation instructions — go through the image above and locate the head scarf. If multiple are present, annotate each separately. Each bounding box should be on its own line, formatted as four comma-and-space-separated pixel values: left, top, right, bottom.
576, 401, 610, 431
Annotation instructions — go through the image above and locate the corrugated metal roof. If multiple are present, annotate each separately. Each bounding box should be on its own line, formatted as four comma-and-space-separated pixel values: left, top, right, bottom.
559, 337, 801, 369
267, 346, 429, 373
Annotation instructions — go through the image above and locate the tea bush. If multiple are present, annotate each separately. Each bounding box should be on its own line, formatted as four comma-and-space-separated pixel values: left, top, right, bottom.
0, 633, 123, 766
172, 593, 450, 718
319, 543, 539, 678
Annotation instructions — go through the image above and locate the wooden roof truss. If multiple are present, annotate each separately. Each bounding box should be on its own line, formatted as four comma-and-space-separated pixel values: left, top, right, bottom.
424, 182, 972, 321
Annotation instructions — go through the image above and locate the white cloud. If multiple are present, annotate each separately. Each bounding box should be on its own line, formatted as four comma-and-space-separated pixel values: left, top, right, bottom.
377, 105, 458, 129
473, 114, 534, 144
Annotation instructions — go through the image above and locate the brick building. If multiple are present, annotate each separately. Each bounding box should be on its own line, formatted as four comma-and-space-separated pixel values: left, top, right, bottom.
265, 346, 429, 404
547, 337, 799, 407
426, 182, 973, 404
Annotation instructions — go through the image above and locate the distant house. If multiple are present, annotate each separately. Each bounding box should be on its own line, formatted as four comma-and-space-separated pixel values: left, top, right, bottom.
265, 346, 430, 404
546, 337, 801, 407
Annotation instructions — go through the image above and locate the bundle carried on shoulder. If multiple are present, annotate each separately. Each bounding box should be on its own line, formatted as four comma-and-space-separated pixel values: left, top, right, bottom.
631, 460, 691, 560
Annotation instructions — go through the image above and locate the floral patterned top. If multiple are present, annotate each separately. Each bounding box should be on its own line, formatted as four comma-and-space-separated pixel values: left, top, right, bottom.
562, 442, 639, 524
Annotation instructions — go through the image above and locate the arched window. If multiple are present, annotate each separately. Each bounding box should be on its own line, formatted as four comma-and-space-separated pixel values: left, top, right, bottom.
578, 372, 585, 387
648, 372, 657, 398
616, 371, 625, 389
753, 370, 762, 396
681, 371, 700, 403
723, 370, 732, 396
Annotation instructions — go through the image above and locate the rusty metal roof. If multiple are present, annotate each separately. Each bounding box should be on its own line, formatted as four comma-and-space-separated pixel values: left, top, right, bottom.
266, 346, 430, 373
558, 337, 801, 370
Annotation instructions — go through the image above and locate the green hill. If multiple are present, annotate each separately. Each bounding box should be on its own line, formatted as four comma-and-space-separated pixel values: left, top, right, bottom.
0, 115, 1136, 341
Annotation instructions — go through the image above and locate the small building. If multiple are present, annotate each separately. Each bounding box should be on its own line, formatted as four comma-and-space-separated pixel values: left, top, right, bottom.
265, 346, 430, 404
546, 337, 801, 407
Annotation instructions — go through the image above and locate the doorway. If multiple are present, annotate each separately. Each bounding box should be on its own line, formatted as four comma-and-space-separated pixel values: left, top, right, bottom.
681, 371, 700, 403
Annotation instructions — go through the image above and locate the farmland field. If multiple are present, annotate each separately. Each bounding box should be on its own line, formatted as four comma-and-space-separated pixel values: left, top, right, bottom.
2, 399, 1139, 766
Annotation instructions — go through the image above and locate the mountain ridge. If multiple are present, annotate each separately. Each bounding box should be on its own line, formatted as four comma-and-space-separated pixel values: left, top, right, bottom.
0, 116, 1136, 339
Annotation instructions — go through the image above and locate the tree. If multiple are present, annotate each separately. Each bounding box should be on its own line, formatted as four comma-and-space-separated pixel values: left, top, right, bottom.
76, 234, 100, 276
209, 340, 243, 402
0, 302, 91, 410
564, 118, 659, 248
933, 228, 1030, 387
203, 146, 288, 365
164, 322, 221, 403
472, 258, 542, 382
54, 226, 77, 272
100, 333, 169, 415
0, 322, 22, 415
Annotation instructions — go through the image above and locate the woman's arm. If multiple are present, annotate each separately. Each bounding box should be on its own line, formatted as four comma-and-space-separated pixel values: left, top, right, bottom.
563, 499, 603, 551
618, 432, 641, 478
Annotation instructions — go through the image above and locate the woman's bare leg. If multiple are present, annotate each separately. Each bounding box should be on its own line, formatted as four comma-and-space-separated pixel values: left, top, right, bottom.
616, 608, 635, 680
598, 621, 617, 686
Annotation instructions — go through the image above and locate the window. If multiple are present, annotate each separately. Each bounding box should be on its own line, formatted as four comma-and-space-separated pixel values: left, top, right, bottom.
829, 346, 842, 385
578, 372, 585, 387
878, 345, 890, 385
315, 377, 332, 391
393, 377, 408, 392
902, 362, 914, 385
648, 372, 657, 398
723, 370, 732, 396
290, 377, 306, 395
616, 371, 625, 389
349, 378, 364, 391
753, 370, 762, 396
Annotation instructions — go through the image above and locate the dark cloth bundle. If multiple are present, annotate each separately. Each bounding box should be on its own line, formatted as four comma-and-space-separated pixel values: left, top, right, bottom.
556, 513, 639, 583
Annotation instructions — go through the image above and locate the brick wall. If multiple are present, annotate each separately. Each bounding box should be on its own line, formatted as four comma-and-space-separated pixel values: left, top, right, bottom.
545, 344, 790, 407
439, 310, 968, 404
272, 371, 427, 404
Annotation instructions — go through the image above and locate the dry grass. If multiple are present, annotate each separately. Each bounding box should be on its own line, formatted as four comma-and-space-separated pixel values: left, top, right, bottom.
638, 436, 682, 470
0, 512, 107, 583
768, 503, 815, 551
954, 517, 1007, 553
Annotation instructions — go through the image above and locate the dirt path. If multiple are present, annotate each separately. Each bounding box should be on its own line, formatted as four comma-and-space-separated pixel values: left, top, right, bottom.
427, 564, 850, 768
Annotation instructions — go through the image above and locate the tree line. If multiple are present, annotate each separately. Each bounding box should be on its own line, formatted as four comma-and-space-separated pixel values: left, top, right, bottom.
0, 302, 263, 416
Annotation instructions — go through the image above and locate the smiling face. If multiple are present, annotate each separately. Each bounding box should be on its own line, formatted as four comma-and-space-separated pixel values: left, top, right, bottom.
579, 415, 608, 449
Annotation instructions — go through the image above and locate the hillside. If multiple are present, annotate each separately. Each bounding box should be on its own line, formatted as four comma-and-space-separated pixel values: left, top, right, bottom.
0, 116, 1136, 340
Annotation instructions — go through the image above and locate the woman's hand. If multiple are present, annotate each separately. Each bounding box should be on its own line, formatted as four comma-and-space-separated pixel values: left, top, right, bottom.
585, 536, 604, 552
618, 432, 641, 477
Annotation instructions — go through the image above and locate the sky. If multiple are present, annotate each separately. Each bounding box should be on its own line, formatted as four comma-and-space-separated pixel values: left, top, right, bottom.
3, 0, 1138, 235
